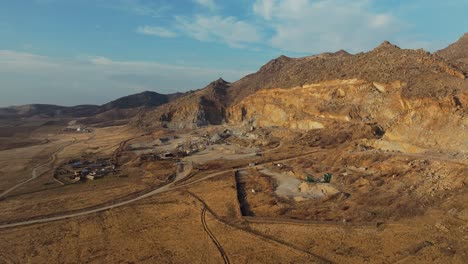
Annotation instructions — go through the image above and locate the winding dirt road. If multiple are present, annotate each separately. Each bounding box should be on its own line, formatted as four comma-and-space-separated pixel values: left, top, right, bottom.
0, 139, 76, 199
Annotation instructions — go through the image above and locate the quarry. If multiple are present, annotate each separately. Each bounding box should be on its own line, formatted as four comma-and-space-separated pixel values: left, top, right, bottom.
0, 35, 467, 263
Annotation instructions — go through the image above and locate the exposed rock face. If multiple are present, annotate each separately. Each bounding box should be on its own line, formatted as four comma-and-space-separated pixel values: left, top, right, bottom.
228, 79, 468, 153
134, 78, 229, 129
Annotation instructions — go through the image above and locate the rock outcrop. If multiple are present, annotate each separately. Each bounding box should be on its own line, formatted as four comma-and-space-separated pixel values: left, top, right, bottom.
134, 78, 229, 129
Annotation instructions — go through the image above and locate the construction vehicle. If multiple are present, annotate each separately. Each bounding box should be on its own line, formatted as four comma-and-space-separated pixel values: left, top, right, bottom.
323, 173, 333, 183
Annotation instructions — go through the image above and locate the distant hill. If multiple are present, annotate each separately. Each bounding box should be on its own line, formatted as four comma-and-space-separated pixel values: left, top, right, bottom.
0, 91, 181, 123
101, 91, 182, 111
0, 104, 100, 119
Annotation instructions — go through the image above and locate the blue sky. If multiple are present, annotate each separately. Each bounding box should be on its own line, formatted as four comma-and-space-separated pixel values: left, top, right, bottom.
0, 0, 467, 107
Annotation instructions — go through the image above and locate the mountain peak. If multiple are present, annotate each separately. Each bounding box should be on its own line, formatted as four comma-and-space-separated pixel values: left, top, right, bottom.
375, 40, 400, 50
259, 55, 292, 73
277, 55, 291, 60
210, 78, 229, 87
333, 49, 351, 56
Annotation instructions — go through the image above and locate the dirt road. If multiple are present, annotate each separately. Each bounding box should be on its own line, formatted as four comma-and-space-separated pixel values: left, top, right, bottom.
0, 147, 320, 229
0, 161, 192, 229
0, 139, 76, 199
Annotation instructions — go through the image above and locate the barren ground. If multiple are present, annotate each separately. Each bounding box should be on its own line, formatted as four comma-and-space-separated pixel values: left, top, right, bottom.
0, 119, 466, 263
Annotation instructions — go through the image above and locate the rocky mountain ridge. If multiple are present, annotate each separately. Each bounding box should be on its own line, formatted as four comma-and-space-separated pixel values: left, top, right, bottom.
436, 33, 468, 64
136, 37, 467, 131
134, 36, 467, 155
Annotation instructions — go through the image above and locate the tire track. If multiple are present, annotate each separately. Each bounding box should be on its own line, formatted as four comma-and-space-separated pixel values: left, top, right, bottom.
201, 206, 230, 264
187, 191, 332, 264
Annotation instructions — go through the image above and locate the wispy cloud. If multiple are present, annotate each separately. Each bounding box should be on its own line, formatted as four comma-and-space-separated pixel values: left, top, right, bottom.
87, 55, 249, 76
252, 0, 400, 53
111, 0, 171, 18
168, 0, 407, 53
176, 15, 261, 48
193, 0, 217, 11
0, 50, 252, 106
136, 25, 177, 38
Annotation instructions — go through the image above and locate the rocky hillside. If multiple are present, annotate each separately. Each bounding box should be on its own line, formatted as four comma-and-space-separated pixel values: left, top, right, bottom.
436, 33, 468, 64
134, 78, 229, 129
135, 37, 467, 154
224, 40, 467, 153
137, 39, 466, 127
226, 41, 465, 105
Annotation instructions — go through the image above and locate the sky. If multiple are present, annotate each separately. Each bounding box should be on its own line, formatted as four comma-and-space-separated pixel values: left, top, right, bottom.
0, 0, 467, 107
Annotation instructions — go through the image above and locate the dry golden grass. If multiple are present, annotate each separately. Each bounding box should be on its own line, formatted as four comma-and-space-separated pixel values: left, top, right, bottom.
0, 121, 466, 263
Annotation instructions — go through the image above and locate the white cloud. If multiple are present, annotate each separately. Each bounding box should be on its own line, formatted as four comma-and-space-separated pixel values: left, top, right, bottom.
0, 50, 60, 71
370, 14, 393, 29
176, 15, 261, 48
194, 0, 217, 11
252, 0, 399, 53
89, 56, 114, 65
252, 0, 276, 20
136, 26, 177, 38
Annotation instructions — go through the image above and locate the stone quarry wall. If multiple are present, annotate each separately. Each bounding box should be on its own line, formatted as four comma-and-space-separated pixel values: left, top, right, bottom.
227, 79, 468, 153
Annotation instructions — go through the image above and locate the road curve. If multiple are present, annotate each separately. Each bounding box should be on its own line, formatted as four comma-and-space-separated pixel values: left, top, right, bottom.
0, 161, 192, 229
0, 139, 76, 199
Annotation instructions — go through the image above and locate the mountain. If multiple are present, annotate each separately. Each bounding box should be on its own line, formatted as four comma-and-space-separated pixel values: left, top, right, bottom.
134, 78, 230, 129
136, 39, 466, 127
225, 40, 465, 105
3, 34, 468, 152
101, 91, 182, 111
135, 37, 467, 153
0, 104, 100, 119
436, 33, 468, 64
